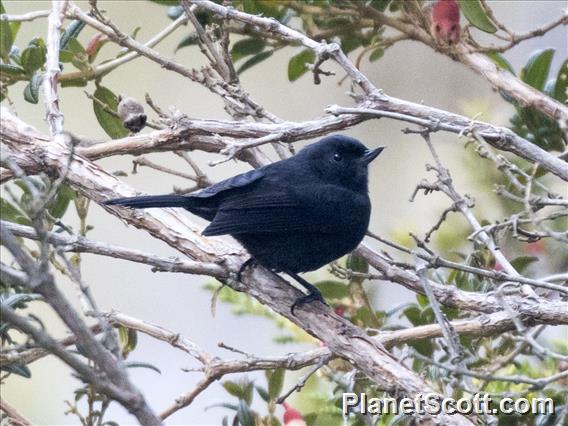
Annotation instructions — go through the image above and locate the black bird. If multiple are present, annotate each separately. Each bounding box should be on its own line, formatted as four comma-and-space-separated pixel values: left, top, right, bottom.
105, 135, 384, 312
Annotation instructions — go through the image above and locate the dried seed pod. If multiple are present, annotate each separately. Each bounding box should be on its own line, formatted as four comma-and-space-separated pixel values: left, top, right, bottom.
117, 95, 147, 133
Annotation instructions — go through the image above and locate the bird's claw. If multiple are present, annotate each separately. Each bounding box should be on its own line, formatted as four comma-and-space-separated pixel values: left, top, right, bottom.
291, 289, 327, 315
237, 258, 256, 282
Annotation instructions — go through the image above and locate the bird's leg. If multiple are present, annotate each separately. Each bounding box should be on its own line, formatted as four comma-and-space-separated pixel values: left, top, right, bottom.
287, 272, 327, 314
237, 257, 257, 282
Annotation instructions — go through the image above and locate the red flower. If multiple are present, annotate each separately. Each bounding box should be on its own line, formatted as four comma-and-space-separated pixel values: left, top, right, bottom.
431, 0, 461, 44
283, 402, 306, 426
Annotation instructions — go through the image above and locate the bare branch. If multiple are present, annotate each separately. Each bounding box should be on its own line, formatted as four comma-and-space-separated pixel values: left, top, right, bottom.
366, 231, 568, 294
0, 10, 49, 22
0, 224, 162, 425
43, 0, 65, 136
360, 4, 568, 123
418, 132, 523, 280
414, 351, 568, 389
1, 220, 227, 279
0, 399, 32, 426
0, 306, 161, 425
0, 113, 477, 425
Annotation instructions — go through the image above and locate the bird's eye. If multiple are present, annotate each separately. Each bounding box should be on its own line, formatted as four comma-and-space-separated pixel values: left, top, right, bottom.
333, 153, 343, 162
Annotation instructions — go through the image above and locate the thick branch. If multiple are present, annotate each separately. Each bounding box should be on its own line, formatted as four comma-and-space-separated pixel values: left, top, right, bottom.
2, 109, 567, 321
1, 110, 475, 426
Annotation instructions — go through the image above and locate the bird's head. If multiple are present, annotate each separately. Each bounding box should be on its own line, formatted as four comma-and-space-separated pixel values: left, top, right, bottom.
300, 135, 385, 192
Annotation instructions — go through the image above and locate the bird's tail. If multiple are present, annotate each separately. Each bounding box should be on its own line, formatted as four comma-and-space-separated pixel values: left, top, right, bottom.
104, 195, 190, 209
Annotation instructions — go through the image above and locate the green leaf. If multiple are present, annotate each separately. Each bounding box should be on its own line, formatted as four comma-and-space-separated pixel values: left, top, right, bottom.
1, 293, 42, 308
60, 20, 86, 50
346, 253, 369, 274
117, 325, 138, 358
9, 44, 21, 65
521, 48, 555, 91
486, 52, 515, 74
510, 256, 538, 274
237, 399, 255, 426
0, 63, 25, 78
61, 76, 88, 88
223, 380, 253, 404
241, 0, 260, 14
0, 198, 28, 223
9, 21, 20, 45
403, 305, 421, 326
123, 361, 161, 374
47, 184, 76, 219
267, 368, 285, 399
223, 381, 245, 398
195, 10, 212, 27
59, 50, 75, 63
314, 280, 349, 299
544, 78, 556, 98
14, 177, 45, 194
23, 73, 42, 104
74, 388, 88, 402
287, 49, 315, 82
369, 47, 384, 62
242, 381, 254, 405
553, 59, 567, 103
1, 363, 31, 378
231, 38, 266, 62
63, 38, 90, 72
237, 50, 273, 75
175, 33, 198, 51
352, 306, 373, 326
21, 38, 46, 75
367, 0, 391, 12
339, 34, 362, 54
416, 294, 429, 308
66, 37, 86, 55
389, 1, 400, 12
458, 0, 497, 33
148, 0, 180, 6
255, 385, 269, 402
256, 0, 287, 20
409, 338, 434, 356
92, 86, 129, 139
207, 402, 239, 413
0, 1, 14, 62
442, 305, 459, 321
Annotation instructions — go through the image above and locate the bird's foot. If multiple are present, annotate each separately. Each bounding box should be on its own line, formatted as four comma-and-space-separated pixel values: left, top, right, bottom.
291, 288, 327, 315
237, 258, 256, 282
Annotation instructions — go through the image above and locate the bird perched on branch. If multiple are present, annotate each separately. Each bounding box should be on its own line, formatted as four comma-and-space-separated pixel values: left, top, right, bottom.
105, 135, 384, 313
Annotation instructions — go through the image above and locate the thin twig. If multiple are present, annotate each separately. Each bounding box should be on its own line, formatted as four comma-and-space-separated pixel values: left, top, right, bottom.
43, 0, 65, 136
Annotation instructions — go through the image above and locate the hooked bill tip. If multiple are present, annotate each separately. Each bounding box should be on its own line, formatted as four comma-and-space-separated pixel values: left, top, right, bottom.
362, 146, 386, 164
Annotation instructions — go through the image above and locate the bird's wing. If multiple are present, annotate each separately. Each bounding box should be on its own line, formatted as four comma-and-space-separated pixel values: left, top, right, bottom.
193, 168, 265, 199
202, 192, 322, 236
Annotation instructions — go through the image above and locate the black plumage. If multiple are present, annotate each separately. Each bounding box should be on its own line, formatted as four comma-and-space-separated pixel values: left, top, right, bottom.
105, 134, 384, 312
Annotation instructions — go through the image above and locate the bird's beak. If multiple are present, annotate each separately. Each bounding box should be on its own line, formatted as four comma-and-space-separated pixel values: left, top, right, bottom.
362, 146, 386, 165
